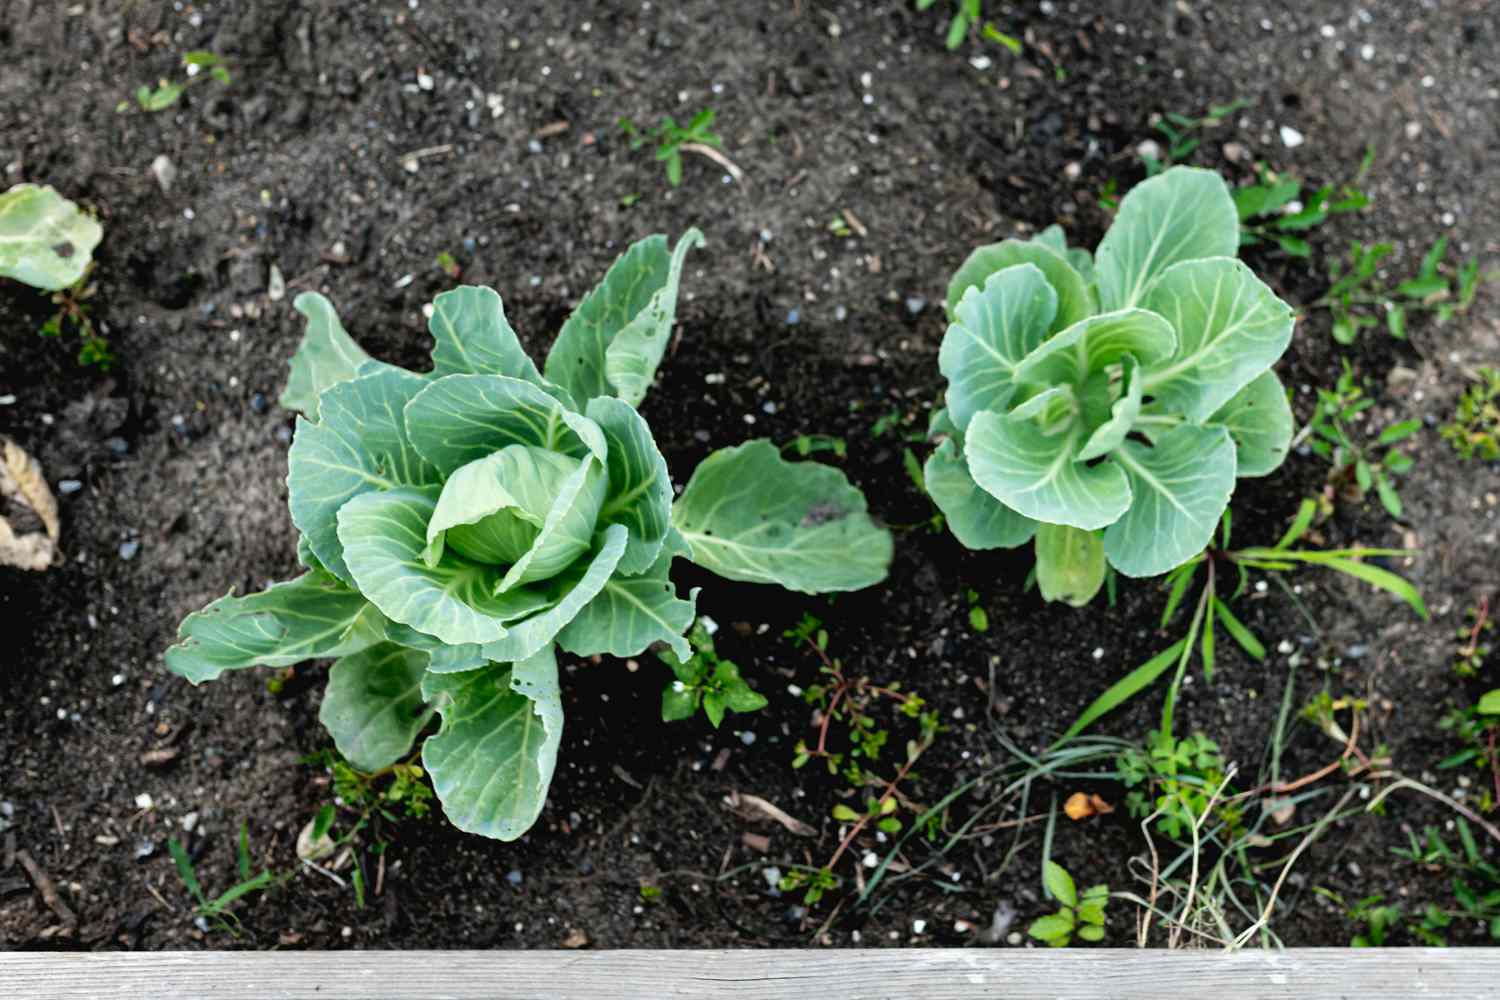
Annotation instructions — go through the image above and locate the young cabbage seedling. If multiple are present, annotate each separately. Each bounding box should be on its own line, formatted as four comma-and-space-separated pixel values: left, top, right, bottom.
166, 229, 893, 841
926, 166, 1297, 605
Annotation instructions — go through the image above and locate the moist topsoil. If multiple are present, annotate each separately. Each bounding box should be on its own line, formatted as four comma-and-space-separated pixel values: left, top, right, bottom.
2, 0, 1498, 950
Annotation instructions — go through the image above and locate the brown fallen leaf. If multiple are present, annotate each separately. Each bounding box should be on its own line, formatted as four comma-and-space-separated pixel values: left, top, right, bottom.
0, 436, 60, 571
722, 790, 815, 837
1064, 792, 1115, 821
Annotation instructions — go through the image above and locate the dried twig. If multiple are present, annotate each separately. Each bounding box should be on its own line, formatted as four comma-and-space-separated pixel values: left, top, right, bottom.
680, 142, 745, 184
16, 849, 76, 925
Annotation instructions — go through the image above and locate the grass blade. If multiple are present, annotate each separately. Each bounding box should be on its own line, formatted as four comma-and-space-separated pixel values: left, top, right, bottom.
1058, 638, 1189, 743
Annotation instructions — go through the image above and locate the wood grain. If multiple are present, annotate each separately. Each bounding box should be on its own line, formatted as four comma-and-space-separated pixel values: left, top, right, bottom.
5, 948, 1496, 999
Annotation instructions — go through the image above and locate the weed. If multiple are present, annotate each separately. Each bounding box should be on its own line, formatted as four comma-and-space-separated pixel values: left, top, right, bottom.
1118, 730, 1242, 840
1140, 99, 1252, 175
1029, 861, 1109, 946
129, 51, 231, 112
1441, 367, 1500, 462
303, 747, 436, 823
1313, 235, 1489, 345
1312, 888, 1403, 947
435, 251, 461, 280
778, 614, 942, 906
965, 589, 989, 632
37, 267, 114, 370
783, 434, 847, 460
1234, 162, 1369, 259
168, 821, 276, 935
618, 109, 721, 187
1296, 361, 1418, 519
1062, 499, 1424, 743
915, 0, 980, 50
1453, 598, 1493, 679
658, 618, 768, 727
1391, 820, 1500, 943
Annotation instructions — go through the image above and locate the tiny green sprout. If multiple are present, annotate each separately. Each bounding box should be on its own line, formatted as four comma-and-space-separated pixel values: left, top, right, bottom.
981, 22, 1022, 55
638, 883, 663, 903
1234, 165, 1368, 259
1316, 235, 1493, 346
135, 51, 231, 112
1028, 861, 1108, 947
1442, 367, 1500, 462
1453, 599, 1493, 679
619, 109, 722, 188
915, 0, 982, 50
435, 251, 461, 280
966, 590, 989, 633
778, 866, 839, 906
658, 620, 768, 728
1300, 362, 1417, 519
619, 193, 641, 209
1139, 99, 1252, 176
783, 434, 847, 459
1117, 729, 1240, 840
168, 821, 277, 936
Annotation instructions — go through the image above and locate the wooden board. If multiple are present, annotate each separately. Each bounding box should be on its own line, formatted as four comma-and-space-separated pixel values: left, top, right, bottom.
5, 948, 1497, 999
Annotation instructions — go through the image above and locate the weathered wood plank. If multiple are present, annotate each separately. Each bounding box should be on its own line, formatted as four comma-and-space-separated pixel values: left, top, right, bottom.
5, 948, 1497, 1000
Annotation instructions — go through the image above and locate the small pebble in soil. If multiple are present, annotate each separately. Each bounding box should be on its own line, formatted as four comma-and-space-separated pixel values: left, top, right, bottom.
785, 308, 800, 326
58, 479, 82, 494
118, 540, 140, 561
1279, 125, 1305, 148
863, 851, 879, 868
912, 919, 927, 935
834, 305, 847, 321
112, 673, 127, 686
194, 916, 211, 933
739, 731, 756, 746
105, 436, 129, 456
1091, 647, 1104, 660
762, 866, 782, 891
784, 906, 806, 922
181, 812, 199, 833
904, 296, 927, 316
1346, 644, 1369, 659
134, 792, 154, 810
761, 401, 777, 415
276, 426, 293, 444
506, 869, 523, 887
527, 139, 543, 154
250, 392, 269, 414
1277, 640, 1294, 655
1007, 931, 1023, 946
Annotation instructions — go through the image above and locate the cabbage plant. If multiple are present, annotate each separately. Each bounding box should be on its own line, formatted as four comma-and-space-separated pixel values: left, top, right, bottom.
0, 183, 102, 290
166, 229, 892, 840
926, 167, 1295, 605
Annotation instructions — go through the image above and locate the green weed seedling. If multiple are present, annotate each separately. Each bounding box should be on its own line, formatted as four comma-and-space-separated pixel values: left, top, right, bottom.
1315, 235, 1488, 345
914, 0, 979, 50
1234, 163, 1368, 259
1392, 820, 1500, 943
1029, 861, 1109, 946
1062, 499, 1425, 743
169, 822, 276, 935
1436, 687, 1500, 813
619, 109, 722, 188
0, 183, 111, 367
1312, 888, 1403, 947
131, 51, 231, 112
658, 618, 768, 727
1442, 367, 1500, 462
1140, 99, 1252, 176
778, 614, 942, 907
1118, 730, 1242, 840
1452, 598, 1493, 679
1298, 361, 1419, 519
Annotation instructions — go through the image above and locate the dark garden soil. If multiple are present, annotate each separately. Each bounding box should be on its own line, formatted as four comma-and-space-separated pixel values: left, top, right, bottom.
3, 0, 1499, 951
